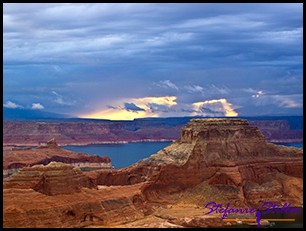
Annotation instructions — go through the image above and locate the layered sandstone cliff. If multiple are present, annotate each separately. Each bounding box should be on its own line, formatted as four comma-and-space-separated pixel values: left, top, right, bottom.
3, 163, 147, 228
4, 162, 96, 195
3, 119, 303, 228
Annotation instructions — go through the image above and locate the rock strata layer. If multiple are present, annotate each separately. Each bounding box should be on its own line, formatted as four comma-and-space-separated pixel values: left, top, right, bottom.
4, 162, 96, 195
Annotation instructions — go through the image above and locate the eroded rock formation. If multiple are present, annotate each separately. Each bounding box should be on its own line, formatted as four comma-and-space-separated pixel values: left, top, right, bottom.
3, 119, 303, 228
3, 139, 112, 178
4, 162, 96, 195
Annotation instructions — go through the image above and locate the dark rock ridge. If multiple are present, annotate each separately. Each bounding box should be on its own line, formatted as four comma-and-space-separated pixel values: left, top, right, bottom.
3, 116, 303, 146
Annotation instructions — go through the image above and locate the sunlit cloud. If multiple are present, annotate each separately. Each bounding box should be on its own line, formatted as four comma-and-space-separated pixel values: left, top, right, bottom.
84, 108, 151, 121
81, 96, 177, 120
192, 98, 238, 117
133, 96, 177, 108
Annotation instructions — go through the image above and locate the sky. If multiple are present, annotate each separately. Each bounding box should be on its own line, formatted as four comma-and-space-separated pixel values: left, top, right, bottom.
3, 3, 303, 120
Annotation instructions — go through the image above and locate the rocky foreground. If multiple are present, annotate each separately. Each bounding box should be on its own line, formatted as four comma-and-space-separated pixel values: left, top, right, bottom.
3, 118, 303, 228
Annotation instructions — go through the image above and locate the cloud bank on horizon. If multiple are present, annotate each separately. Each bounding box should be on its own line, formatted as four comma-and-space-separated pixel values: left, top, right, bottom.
3, 3, 303, 120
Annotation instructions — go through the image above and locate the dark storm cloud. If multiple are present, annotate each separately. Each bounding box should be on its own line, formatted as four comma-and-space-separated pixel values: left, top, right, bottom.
3, 3, 303, 117
146, 103, 171, 113
124, 103, 146, 112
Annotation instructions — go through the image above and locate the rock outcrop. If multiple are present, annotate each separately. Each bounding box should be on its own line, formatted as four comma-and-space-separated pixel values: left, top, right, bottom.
3, 138, 112, 178
3, 119, 303, 228
4, 162, 96, 195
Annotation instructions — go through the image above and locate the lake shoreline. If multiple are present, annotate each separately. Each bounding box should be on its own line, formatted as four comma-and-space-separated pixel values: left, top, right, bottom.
3, 139, 303, 148
3, 139, 176, 148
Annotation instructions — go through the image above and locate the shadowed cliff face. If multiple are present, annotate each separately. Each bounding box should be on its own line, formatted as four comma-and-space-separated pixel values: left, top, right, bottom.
3, 119, 303, 228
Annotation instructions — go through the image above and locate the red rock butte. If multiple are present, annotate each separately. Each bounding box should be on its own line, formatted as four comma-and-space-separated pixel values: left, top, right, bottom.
3, 118, 303, 228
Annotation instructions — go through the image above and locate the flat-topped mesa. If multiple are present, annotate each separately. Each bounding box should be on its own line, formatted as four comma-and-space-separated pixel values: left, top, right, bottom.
181, 118, 266, 143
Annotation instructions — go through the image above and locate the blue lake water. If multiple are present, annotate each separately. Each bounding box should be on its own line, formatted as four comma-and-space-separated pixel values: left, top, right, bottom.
63, 142, 303, 169
63, 141, 172, 169
272, 142, 303, 148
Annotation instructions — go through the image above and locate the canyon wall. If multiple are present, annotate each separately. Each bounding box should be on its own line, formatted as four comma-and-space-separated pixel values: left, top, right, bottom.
3, 117, 303, 146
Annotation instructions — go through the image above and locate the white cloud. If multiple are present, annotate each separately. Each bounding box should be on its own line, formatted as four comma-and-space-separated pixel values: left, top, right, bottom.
272, 94, 302, 108
184, 85, 204, 93
185, 84, 230, 95
145, 32, 193, 47
242, 88, 265, 98
154, 80, 179, 91
252, 90, 264, 98
242, 88, 258, 94
177, 14, 265, 30
52, 91, 75, 106
3, 100, 23, 109
280, 100, 301, 108
252, 94, 302, 108
208, 84, 230, 95
52, 65, 62, 72
259, 27, 302, 43
31, 103, 44, 110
